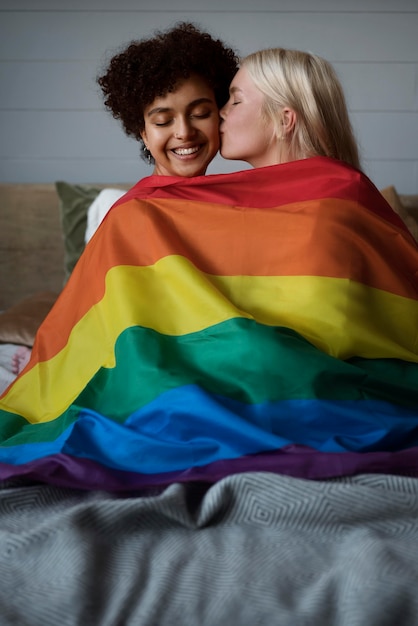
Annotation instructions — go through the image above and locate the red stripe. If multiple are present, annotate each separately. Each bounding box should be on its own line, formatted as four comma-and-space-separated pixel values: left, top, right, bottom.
117, 156, 408, 232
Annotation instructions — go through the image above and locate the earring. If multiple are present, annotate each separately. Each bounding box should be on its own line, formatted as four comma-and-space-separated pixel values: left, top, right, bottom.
142, 144, 153, 165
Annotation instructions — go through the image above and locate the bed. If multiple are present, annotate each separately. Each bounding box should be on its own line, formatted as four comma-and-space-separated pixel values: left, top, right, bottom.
0, 167, 418, 625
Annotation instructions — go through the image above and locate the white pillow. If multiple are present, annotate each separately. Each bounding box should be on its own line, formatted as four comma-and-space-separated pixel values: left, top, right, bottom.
85, 188, 126, 243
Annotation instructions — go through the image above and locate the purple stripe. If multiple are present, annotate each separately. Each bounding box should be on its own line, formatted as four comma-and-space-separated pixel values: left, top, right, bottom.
1, 445, 418, 492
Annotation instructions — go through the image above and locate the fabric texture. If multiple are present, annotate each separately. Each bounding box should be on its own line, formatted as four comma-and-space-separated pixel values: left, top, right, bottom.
55, 181, 101, 280
1, 157, 418, 491
0, 471, 418, 625
0, 344, 18, 396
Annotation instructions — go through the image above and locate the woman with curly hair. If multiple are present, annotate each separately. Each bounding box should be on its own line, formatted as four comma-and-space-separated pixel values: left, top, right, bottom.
97, 21, 239, 178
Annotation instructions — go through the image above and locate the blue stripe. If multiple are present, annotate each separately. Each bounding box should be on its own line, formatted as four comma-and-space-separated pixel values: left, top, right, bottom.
1, 385, 418, 472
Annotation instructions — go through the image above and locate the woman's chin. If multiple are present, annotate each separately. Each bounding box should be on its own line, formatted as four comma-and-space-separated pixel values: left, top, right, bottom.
219, 146, 239, 161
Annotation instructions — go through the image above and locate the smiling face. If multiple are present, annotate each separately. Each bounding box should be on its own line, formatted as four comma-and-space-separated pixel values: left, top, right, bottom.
141, 75, 220, 177
219, 66, 278, 168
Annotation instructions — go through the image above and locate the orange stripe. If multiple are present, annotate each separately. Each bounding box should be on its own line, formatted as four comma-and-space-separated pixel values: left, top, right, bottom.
95, 196, 418, 293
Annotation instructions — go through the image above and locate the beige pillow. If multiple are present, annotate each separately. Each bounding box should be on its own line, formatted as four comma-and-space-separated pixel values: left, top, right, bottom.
380, 185, 418, 242
0, 291, 58, 346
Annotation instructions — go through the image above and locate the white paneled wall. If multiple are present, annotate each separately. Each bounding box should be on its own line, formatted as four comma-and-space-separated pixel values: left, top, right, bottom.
0, 0, 417, 192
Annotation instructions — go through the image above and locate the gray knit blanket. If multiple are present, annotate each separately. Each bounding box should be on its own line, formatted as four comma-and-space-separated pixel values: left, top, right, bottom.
1, 471, 418, 625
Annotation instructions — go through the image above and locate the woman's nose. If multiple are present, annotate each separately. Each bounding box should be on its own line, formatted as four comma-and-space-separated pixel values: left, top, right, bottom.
174, 118, 196, 139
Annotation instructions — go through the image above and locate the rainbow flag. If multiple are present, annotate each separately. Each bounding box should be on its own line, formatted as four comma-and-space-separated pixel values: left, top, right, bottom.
1, 157, 418, 490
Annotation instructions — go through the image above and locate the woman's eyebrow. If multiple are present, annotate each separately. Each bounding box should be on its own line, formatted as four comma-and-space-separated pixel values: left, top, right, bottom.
147, 98, 214, 117
146, 107, 171, 117
188, 97, 215, 107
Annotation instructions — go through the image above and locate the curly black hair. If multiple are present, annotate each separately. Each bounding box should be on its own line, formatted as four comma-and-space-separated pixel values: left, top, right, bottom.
97, 22, 239, 146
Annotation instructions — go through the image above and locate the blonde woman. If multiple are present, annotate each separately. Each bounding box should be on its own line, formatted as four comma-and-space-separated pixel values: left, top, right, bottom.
220, 47, 361, 170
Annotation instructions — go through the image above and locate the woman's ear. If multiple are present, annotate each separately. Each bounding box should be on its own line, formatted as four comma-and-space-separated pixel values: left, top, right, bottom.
140, 132, 148, 148
282, 107, 297, 135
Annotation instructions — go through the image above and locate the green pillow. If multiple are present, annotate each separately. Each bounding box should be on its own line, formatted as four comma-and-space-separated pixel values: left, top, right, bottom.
55, 182, 101, 281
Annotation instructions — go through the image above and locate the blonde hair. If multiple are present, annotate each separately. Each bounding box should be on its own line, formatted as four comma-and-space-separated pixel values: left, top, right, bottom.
241, 48, 361, 170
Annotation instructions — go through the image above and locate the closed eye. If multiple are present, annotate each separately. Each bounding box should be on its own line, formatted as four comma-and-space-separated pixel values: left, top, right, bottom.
191, 111, 212, 119
153, 110, 212, 126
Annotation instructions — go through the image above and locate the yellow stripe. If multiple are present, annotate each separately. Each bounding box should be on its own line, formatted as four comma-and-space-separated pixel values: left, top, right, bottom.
2, 255, 417, 422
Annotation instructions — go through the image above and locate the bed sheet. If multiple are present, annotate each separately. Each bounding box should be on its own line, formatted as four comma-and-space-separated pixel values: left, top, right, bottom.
0, 471, 417, 625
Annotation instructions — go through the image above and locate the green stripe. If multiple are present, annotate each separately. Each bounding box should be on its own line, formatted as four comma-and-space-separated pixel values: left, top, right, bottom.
0, 405, 79, 446
79, 318, 418, 417
1, 318, 417, 445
